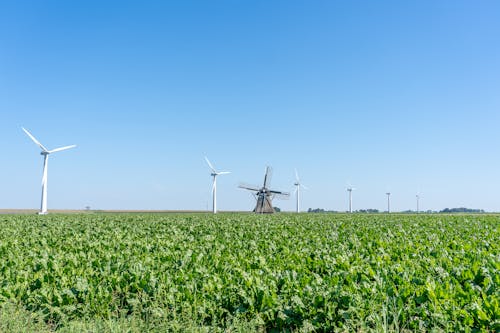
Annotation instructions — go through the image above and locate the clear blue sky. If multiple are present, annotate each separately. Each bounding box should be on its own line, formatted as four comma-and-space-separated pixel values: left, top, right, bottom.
1, 1, 499, 212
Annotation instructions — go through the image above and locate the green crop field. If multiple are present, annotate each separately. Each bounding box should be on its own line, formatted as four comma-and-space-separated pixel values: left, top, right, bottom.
0, 213, 498, 332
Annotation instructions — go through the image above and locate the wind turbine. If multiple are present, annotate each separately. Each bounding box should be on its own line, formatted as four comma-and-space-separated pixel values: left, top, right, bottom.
386, 192, 391, 213
205, 157, 230, 214
22, 127, 76, 215
416, 194, 420, 213
347, 184, 356, 213
293, 169, 308, 213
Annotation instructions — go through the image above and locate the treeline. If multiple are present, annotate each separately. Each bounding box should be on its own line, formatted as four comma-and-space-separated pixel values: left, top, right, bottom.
307, 207, 487, 213
440, 207, 485, 213
307, 208, 380, 213
307, 208, 334, 213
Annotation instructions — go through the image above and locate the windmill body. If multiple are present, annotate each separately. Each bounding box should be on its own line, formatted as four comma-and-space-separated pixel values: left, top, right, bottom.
239, 167, 290, 214
22, 128, 76, 215
205, 157, 230, 214
254, 189, 275, 214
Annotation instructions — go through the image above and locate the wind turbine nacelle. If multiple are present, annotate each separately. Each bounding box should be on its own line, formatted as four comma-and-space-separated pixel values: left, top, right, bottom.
41, 151, 49, 156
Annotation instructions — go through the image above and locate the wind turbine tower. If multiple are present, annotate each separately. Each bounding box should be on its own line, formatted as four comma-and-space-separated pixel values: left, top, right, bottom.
293, 169, 308, 213
416, 194, 420, 214
205, 157, 230, 214
386, 192, 391, 213
347, 187, 355, 213
22, 127, 76, 215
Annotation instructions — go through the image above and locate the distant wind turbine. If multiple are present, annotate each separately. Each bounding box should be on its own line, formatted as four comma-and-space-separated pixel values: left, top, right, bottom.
416, 194, 420, 213
205, 157, 230, 214
347, 184, 356, 213
293, 169, 308, 213
386, 192, 391, 213
22, 127, 76, 215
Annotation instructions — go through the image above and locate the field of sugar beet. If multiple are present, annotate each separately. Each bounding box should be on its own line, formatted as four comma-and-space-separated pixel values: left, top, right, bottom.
0, 213, 498, 332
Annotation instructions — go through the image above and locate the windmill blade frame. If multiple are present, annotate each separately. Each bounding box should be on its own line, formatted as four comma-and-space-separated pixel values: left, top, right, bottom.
269, 189, 290, 195
263, 166, 273, 188
238, 183, 261, 192
272, 192, 290, 200
269, 189, 290, 200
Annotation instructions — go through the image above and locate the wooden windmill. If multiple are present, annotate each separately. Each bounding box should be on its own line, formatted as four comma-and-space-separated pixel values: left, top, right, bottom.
239, 166, 290, 213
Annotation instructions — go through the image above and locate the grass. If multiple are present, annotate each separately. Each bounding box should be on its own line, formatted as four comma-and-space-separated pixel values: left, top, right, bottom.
0, 301, 269, 333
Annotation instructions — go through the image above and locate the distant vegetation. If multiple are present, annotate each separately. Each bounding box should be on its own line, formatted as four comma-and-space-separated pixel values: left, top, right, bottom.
440, 207, 485, 213
308, 207, 488, 214
356, 209, 380, 213
307, 208, 336, 213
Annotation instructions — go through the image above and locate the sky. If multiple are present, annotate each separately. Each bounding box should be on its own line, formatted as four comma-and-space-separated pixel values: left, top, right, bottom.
1, 1, 499, 212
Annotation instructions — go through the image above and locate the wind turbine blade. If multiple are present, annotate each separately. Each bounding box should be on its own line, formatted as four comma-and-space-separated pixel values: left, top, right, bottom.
49, 145, 76, 153
204, 156, 216, 173
301, 184, 309, 190
22, 127, 49, 152
295, 168, 299, 182
217, 171, 231, 175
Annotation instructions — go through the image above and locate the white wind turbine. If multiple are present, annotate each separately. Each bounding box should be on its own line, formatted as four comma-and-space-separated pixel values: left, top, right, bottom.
347, 183, 356, 213
416, 194, 421, 213
293, 169, 308, 213
22, 127, 76, 215
205, 157, 230, 214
